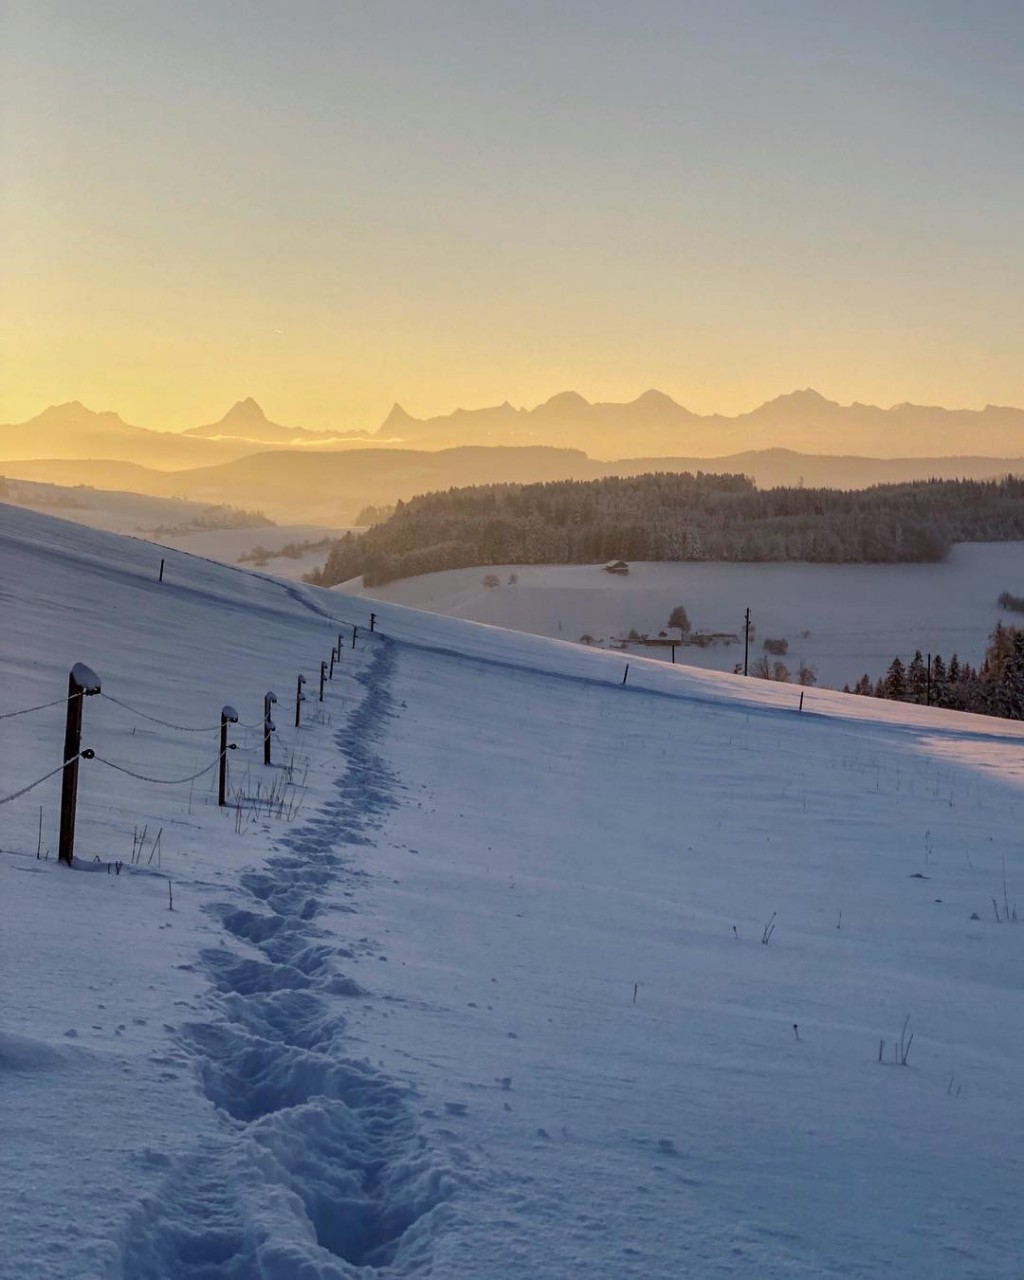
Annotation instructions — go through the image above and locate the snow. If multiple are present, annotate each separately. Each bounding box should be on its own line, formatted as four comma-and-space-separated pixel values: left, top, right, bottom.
3, 480, 349, 581
3, 500, 1024, 1278
352, 545, 1024, 689
150, 525, 353, 584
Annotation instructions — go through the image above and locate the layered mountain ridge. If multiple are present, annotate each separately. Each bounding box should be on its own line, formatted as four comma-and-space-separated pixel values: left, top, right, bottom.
4, 388, 1023, 465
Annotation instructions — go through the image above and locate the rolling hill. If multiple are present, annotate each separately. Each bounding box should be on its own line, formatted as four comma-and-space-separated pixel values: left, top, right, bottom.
4, 445, 1022, 526
3, 500, 1024, 1277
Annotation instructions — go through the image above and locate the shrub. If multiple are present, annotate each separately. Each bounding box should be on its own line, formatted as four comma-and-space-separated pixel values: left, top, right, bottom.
998, 591, 1024, 614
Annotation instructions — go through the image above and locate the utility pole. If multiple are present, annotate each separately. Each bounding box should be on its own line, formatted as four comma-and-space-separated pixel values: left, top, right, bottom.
743, 608, 751, 677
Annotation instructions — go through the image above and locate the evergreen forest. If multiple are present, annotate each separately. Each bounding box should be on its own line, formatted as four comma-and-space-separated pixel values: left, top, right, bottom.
306, 473, 1024, 588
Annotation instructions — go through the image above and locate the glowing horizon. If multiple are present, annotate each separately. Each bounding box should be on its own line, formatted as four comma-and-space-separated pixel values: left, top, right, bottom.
3, 2, 1023, 435
11, 384, 1024, 438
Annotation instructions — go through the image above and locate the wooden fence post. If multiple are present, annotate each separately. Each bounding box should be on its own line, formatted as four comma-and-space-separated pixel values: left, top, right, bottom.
263, 691, 277, 765
329, 647, 336, 679
158, 558, 165, 582
370, 613, 376, 632
295, 674, 306, 728
351, 625, 358, 649
319, 661, 327, 702
58, 663, 102, 866
219, 706, 238, 806
743, 607, 751, 677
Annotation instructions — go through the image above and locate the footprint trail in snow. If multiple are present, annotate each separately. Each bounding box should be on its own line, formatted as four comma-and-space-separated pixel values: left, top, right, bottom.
120, 640, 459, 1279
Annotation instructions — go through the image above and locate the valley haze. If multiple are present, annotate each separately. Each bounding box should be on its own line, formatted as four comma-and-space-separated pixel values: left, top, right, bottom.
2, 392, 1023, 525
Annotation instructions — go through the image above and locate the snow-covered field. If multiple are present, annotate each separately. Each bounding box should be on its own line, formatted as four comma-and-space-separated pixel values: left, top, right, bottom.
3, 478, 348, 581
353, 545, 1024, 689
151, 525, 350, 583
1, 480, 257, 536
3, 501, 1024, 1279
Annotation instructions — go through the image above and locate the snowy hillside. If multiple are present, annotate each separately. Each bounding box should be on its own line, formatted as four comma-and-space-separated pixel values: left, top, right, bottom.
2, 477, 348, 581
2, 501, 1024, 1279
353, 546, 1024, 690
150, 524, 351, 583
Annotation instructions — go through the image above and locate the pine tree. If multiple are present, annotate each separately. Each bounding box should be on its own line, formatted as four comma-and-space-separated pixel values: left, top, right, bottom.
931, 653, 949, 708
946, 654, 963, 710
884, 656, 907, 701
986, 622, 1016, 681
996, 630, 1024, 719
907, 650, 927, 704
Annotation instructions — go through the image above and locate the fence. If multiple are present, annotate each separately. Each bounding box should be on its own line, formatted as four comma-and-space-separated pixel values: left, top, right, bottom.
0, 619, 373, 868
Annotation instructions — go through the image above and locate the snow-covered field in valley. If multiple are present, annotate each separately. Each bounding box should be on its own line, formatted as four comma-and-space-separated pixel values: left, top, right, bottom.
150, 524, 350, 582
353, 545, 1024, 690
3, 501, 1024, 1279
3, 478, 349, 581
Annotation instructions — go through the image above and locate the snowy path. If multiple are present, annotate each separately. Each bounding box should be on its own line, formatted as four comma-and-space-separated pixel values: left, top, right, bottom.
119, 643, 458, 1277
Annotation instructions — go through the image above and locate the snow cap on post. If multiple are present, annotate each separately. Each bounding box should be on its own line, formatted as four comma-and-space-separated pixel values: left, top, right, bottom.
221, 705, 238, 722
71, 663, 101, 695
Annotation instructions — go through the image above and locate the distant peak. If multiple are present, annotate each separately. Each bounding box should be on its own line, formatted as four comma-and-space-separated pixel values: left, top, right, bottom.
778, 387, 830, 404
383, 402, 417, 427
218, 397, 270, 425
539, 390, 592, 410
34, 400, 127, 424
748, 388, 841, 419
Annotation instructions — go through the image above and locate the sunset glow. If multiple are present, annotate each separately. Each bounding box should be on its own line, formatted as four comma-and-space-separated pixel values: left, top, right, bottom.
3, 2, 1023, 433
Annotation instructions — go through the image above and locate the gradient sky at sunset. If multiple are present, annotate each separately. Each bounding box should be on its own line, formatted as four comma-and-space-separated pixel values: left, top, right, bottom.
2, 1, 1023, 431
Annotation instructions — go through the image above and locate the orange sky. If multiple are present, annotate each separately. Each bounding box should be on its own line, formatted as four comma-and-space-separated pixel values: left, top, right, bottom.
2, 2, 1022, 433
